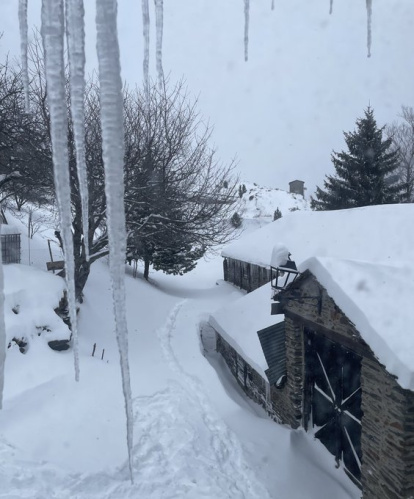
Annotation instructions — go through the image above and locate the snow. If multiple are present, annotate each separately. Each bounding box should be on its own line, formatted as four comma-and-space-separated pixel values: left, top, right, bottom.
225, 203, 414, 390
0, 207, 361, 497
270, 243, 290, 268
302, 257, 414, 390
209, 283, 281, 378
3, 264, 69, 347
0, 224, 21, 235
238, 181, 309, 222
223, 203, 414, 269
95, 0, 134, 480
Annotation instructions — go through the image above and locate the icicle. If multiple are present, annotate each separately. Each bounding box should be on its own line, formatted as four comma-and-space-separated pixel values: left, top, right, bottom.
366, 0, 372, 57
154, 0, 164, 88
41, 0, 79, 382
271, 0, 275, 10
244, 0, 249, 62
0, 243, 5, 409
329, 0, 333, 15
18, 0, 30, 112
142, 0, 150, 96
95, 0, 134, 483
65, 0, 90, 262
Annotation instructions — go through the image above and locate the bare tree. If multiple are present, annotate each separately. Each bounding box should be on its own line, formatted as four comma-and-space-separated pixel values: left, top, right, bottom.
387, 106, 414, 202
0, 49, 53, 206
124, 80, 239, 280
28, 39, 107, 300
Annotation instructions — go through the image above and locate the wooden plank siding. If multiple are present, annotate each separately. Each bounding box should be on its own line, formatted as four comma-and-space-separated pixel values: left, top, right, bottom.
223, 257, 271, 293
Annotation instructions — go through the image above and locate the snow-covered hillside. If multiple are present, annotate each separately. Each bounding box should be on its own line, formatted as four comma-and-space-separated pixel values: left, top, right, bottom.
237, 181, 309, 221
0, 207, 359, 499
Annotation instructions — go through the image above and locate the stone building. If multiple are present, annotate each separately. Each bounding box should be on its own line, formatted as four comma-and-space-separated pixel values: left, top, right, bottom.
211, 204, 414, 498
288, 179, 305, 197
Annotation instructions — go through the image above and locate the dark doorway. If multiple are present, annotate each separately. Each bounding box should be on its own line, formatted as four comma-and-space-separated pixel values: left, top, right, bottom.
305, 328, 362, 483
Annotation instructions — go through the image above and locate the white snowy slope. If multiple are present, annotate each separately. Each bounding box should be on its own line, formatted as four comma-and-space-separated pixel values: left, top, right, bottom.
237, 181, 309, 221
0, 227, 360, 498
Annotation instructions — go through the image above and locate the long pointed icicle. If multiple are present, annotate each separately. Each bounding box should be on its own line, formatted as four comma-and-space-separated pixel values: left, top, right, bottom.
41, 0, 79, 382
65, 0, 90, 263
366, 0, 372, 57
0, 242, 5, 409
329, 0, 333, 15
244, 0, 250, 62
154, 0, 164, 88
18, 0, 30, 112
95, 0, 134, 483
271, 0, 275, 10
142, 0, 150, 96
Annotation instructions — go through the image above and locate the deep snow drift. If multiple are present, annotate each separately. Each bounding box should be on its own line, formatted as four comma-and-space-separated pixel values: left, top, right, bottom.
0, 209, 359, 498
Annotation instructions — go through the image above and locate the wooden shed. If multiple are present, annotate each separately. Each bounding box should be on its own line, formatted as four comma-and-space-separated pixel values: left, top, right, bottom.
223, 257, 270, 292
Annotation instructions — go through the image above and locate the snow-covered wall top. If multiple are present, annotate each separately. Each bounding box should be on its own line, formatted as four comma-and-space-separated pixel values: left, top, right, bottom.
210, 283, 282, 377
223, 204, 414, 269
302, 257, 414, 391
0, 224, 21, 235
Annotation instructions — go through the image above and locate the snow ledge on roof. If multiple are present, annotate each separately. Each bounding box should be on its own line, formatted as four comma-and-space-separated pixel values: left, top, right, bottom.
301, 257, 414, 391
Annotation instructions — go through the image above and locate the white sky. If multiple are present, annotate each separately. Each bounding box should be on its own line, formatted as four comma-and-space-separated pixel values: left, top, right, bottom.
1, 0, 413, 197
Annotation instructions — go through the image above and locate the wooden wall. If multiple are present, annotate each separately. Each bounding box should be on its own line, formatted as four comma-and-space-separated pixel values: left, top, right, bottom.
223, 257, 270, 293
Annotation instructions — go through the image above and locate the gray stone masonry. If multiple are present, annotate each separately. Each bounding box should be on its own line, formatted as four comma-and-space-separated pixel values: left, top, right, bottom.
215, 332, 296, 425
282, 271, 414, 498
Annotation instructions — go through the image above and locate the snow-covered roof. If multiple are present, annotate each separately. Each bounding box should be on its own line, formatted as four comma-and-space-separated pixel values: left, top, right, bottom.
302, 257, 414, 390
210, 283, 283, 378
223, 204, 414, 268
222, 204, 414, 390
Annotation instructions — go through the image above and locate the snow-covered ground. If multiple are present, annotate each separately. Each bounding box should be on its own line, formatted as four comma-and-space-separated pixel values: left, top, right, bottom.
237, 181, 309, 223
0, 207, 360, 498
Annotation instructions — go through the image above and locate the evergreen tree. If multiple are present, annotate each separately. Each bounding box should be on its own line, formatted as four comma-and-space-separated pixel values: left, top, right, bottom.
273, 207, 282, 220
311, 107, 402, 210
230, 212, 242, 228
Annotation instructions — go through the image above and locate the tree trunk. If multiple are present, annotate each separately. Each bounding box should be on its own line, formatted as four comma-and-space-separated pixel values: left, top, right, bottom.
74, 257, 91, 303
144, 257, 150, 280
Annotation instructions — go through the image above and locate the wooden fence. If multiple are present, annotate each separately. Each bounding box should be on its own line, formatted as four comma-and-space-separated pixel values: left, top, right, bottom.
1, 233, 21, 264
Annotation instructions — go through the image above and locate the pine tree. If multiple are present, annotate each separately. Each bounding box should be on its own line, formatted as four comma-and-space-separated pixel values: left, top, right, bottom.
311, 107, 402, 210
273, 207, 282, 220
230, 212, 242, 228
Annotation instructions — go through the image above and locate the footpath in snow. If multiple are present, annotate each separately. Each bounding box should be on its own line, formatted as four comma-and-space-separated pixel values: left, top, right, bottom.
0, 230, 360, 497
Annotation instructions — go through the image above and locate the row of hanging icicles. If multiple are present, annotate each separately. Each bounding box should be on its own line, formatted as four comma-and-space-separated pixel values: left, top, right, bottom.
243, 0, 374, 61
9, 0, 375, 484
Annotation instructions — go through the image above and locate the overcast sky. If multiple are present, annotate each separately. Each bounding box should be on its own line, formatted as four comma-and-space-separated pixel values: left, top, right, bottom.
1, 0, 414, 197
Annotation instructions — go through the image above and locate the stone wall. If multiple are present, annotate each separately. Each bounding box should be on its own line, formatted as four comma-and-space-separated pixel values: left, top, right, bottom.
223, 257, 270, 293
215, 332, 297, 426
281, 271, 414, 498
361, 357, 414, 499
